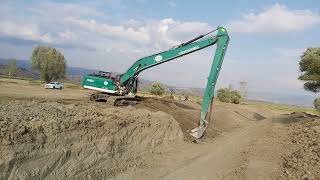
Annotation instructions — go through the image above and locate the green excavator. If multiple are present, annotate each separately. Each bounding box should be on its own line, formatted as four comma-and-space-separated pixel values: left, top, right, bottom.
82, 26, 230, 138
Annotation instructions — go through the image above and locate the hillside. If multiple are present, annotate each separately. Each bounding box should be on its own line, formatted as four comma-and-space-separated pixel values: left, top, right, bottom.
0, 64, 39, 79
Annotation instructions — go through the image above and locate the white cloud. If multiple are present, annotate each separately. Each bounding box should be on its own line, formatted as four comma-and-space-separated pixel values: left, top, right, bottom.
227, 4, 320, 33
28, 2, 104, 17
167, 21, 212, 39
58, 30, 77, 40
65, 17, 151, 45
0, 0, 213, 54
0, 21, 54, 43
63, 17, 212, 51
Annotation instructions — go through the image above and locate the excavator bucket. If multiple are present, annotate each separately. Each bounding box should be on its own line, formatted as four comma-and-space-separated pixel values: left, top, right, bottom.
190, 125, 207, 139
190, 99, 212, 139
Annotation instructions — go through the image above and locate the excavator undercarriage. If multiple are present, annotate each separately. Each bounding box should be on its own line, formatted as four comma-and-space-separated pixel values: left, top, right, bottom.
89, 92, 143, 106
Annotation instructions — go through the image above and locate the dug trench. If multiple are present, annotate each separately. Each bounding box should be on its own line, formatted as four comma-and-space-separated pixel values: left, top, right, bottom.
1, 97, 320, 179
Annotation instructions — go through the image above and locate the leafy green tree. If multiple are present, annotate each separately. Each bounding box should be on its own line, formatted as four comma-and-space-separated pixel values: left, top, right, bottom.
217, 88, 242, 104
299, 48, 320, 92
314, 98, 320, 111
5, 59, 18, 78
31, 46, 66, 82
150, 82, 165, 96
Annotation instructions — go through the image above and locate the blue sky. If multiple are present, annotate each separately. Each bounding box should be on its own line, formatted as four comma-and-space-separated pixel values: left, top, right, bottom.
0, 0, 320, 105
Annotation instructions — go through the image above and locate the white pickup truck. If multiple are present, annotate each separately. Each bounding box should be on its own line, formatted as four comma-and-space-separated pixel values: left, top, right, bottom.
45, 82, 64, 90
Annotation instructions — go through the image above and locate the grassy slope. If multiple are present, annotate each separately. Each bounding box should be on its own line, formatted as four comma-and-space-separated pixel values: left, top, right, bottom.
247, 101, 319, 115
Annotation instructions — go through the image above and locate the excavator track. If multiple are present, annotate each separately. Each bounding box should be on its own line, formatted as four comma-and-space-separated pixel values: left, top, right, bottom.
89, 92, 143, 106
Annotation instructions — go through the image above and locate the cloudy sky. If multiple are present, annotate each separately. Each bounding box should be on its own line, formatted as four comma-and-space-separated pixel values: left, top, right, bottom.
0, 0, 319, 105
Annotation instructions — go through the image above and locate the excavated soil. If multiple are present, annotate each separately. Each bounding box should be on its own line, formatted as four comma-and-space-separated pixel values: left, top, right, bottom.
280, 112, 320, 179
0, 98, 183, 179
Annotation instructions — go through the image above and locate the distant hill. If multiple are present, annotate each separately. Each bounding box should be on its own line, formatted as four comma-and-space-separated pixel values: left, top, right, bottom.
0, 64, 40, 79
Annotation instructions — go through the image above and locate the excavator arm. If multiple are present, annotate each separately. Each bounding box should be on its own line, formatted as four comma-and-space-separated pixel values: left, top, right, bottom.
120, 27, 229, 138
190, 28, 229, 138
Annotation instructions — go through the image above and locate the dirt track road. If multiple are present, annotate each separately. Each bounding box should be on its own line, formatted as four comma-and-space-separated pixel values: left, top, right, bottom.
162, 120, 275, 180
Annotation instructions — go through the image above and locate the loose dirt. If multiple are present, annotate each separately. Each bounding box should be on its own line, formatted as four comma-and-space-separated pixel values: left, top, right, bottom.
0, 79, 320, 179
280, 112, 320, 179
0, 98, 183, 179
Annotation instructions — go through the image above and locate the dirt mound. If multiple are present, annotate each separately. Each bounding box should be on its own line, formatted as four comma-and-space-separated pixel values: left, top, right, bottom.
0, 99, 183, 179
280, 112, 320, 179
137, 98, 202, 141
137, 98, 273, 142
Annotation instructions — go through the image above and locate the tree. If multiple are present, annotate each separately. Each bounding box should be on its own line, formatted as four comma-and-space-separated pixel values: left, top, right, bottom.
31, 46, 66, 82
217, 88, 242, 104
314, 98, 320, 111
150, 82, 165, 96
5, 59, 18, 78
299, 47, 320, 93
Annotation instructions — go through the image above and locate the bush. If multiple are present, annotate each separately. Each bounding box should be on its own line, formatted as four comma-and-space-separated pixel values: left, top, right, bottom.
314, 98, 320, 111
150, 82, 165, 96
217, 88, 242, 104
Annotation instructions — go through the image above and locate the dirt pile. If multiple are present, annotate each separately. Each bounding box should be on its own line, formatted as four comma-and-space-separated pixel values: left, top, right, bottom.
281, 112, 320, 179
0, 99, 183, 179
137, 98, 203, 141
138, 98, 274, 142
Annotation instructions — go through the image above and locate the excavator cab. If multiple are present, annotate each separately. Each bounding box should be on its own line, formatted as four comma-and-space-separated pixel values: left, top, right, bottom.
99, 71, 111, 78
